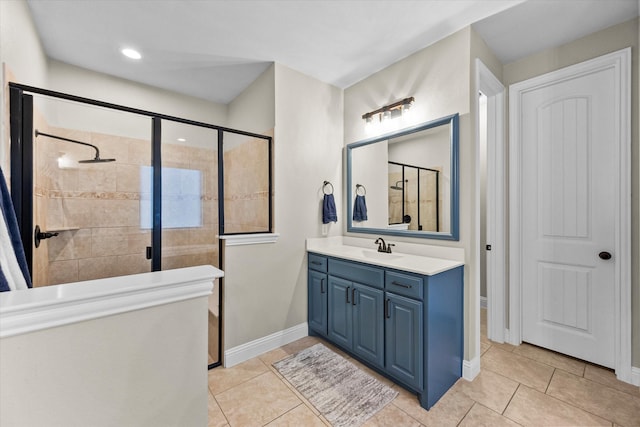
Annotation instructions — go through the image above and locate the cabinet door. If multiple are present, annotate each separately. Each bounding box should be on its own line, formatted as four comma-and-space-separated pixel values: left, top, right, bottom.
385, 293, 423, 390
328, 276, 353, 349
308, 270, 327, 335
352, 282, 384, 368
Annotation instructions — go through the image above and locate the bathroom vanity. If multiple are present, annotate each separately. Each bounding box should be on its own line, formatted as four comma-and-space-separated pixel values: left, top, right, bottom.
306, 238, 463, 410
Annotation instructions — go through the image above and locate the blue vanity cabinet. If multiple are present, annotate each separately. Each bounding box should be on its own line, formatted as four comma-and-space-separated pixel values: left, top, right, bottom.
307, 252, 463, 411
308, 254, 328, 336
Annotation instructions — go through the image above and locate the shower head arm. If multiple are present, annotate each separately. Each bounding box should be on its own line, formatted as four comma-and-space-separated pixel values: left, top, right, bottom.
35, 130, 102, 160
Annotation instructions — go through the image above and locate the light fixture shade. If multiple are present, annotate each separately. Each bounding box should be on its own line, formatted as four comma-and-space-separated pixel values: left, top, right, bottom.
362, 97, 415, 127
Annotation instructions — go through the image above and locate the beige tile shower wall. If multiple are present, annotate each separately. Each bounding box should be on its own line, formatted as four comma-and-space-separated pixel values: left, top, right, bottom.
35, 124, 220, 285
161, 141, 218, 270
32, 108, 50, 286
223, 135, 270, 234
40, 126, 152, 285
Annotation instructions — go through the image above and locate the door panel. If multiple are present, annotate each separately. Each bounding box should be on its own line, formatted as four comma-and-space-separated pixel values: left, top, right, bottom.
520, 65, 617, 368
352, 283, 384, 368
328, 276, 352, 349
385, 293, 423, 389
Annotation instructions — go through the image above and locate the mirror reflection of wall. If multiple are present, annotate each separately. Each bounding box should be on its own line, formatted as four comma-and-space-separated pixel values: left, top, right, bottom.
351, 140, 388, 227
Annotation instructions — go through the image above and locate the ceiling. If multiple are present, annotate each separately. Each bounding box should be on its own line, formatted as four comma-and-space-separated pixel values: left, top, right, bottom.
26, 0, 639, 105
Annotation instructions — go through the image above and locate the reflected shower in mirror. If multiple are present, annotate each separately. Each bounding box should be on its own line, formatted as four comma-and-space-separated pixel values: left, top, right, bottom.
347, 113, 459, 240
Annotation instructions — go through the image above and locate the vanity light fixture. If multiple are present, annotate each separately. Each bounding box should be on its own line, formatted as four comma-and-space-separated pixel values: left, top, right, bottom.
362, 97, 415, 125
177, 138, 186, 142
121, 48, 142, 60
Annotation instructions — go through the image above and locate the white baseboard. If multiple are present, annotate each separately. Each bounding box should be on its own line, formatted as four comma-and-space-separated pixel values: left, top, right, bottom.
462, 356, 480, 381
631, 366, 640, 386
480, 296, 487, 309
224, 322, 308, 368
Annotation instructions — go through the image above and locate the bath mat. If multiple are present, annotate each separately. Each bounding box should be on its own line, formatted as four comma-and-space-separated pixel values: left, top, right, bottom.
273, 343, 398, 427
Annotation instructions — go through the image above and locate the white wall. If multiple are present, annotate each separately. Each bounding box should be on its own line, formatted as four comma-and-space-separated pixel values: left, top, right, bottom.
47, 60, 228, 139
0, 0, 49, 173
1, 296, 210, 427
223, 64, 343, 351
227, 64, 275, 136
344, 28, 477, 362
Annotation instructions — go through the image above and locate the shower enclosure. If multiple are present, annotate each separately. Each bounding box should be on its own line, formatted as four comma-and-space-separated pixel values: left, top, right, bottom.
388, 161, 440, 231
9, 83, 272, 369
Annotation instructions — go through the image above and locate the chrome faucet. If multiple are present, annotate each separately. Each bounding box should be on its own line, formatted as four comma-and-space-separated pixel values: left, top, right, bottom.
375, 238, 395, 253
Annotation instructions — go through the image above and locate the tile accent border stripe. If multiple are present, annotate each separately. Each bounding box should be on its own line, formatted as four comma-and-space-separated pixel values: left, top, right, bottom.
224, 322, 308, 368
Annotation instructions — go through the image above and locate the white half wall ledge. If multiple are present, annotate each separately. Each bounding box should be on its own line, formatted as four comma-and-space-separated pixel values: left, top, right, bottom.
224, 322, 308, 367
220, 233, 280, 246
0, 265, 223, 338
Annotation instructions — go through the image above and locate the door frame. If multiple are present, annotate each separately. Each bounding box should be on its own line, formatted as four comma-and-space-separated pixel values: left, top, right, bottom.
475, 59, 507, 348
508, 48, 632, 382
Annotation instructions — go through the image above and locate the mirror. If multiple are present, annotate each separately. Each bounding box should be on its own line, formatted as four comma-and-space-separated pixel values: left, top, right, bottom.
347, 113, 459, 240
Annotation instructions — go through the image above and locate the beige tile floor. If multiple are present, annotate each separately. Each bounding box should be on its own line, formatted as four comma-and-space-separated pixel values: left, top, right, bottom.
207, 309, 640, 426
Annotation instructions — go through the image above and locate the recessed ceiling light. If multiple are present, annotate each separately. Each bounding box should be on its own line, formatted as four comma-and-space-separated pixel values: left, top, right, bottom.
121, 48, 141, 60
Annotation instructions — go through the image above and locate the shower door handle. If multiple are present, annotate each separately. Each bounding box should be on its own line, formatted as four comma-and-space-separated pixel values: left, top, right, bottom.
146, 246, 153, 260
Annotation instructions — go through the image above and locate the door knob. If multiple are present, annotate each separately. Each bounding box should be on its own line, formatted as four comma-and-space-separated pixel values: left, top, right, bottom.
598, 251, 612, 260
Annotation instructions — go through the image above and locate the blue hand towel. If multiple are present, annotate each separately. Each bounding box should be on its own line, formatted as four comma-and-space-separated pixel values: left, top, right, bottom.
0, 166, 31, 291
353, 195, 368, 221
322, 194, 337, 224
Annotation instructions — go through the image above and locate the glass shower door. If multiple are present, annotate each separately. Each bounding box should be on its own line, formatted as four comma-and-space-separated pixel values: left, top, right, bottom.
31, 94, 153, 286
160, 121, 220, 366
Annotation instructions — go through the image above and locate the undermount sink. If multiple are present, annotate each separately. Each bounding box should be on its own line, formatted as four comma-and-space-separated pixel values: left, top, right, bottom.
360, 249, 403, 261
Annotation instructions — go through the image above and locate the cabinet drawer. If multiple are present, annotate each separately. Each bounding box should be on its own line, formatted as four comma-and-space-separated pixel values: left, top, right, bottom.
385, 270, 423, 300
308, 253, 328, 272
328, 259, 384, 289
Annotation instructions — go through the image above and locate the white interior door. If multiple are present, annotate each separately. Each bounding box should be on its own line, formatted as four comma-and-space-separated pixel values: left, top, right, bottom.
514, 52, 629, 369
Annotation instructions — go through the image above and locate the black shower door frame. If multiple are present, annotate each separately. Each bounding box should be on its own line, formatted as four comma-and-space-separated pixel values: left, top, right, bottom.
9, 82, 273, 369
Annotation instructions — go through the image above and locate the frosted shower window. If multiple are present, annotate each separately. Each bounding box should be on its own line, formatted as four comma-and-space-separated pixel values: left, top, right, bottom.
140, 166, 202, 229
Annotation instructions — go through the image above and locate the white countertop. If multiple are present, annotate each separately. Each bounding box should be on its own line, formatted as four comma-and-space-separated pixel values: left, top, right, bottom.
307, 237, 464, 276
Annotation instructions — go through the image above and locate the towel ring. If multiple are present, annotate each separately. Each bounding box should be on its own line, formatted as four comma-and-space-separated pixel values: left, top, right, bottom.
323, 180, 334, 195
356, 184, 366, 196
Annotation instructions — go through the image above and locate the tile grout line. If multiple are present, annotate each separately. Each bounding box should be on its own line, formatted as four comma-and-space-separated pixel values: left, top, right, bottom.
212, 393, 232, 427
502, 383, 521, 416
544, 368, 556, 394
541, 371, 619, 425
455, 401, 477, 426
